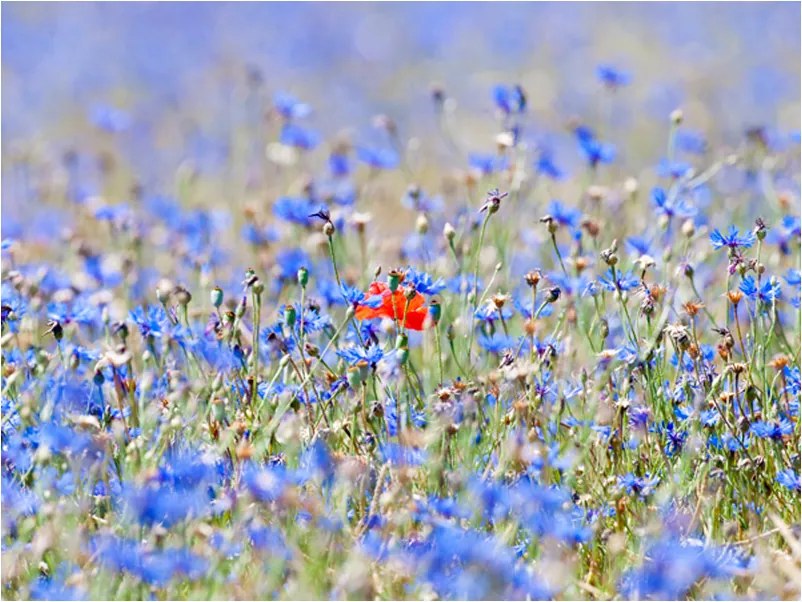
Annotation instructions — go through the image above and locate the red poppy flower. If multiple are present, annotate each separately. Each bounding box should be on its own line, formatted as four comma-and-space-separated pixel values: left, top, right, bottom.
354, 281, 429, 330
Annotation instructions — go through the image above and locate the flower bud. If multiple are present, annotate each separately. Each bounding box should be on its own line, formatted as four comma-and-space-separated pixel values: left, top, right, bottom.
546, 287, 561, 303
443, 222, 456, 242
416, 213, 429, 234
173, 286, 192, 307
681, 219, 695, 238
156, 280, 172, 304
670, 108, 683, 125
429, 299, 441, 324
235, 296, 247, 319
323, 221, 335, 237
297, 266, 309, 288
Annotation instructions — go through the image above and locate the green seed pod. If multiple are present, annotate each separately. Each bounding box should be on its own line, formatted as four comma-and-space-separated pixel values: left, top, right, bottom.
388, 269, 403, 293
283, 304, 297, 328
397, 347, 409, 365
347, 365, 364, 388
211, 286, 224, 308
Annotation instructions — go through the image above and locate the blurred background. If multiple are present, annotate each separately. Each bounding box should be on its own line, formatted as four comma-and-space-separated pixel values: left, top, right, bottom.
2, 2, 800, 272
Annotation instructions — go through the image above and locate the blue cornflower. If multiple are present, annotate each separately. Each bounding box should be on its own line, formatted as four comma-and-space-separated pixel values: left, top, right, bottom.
379, 443, 427, 466
749, 419, 793, 441
574, 126, 615, 167
356, 146, 399, 170
675, 129, 708, 155
699, 409, 721, 427
596, 64, 631, 87
662, 422, 687, 456
618, 473, 660, 497
767, 214, 801, 255
280, 123, 320, 150
474, 301, 513, 324
628, 405, 651, 429
651, 187, 697, 219
272, 196, 320, 227
535, 150, 564, 180
329, 152, 351, 177
546, 199, 582, 228
477, 332, 517, 354
129, 305, 168, 338
337, 344, 383, 367
784, 269, 801, 287
383, 397, 426, 437
656, 158, 693, 179
598, 268, 640, 292
492, 84, 526, 114
776, 469, 800, 492
275, 248, 311, 282
739, 275, 781, 304
339, 283, 373, 307
404, 267, 445, 295
89, 104, 131, 133
468, 153, 509, 175
625, 236, 652, 256
273, 92, 312, 119
619, 537, 746, 600
710, 225, 756, 250
241, 223, 279, 246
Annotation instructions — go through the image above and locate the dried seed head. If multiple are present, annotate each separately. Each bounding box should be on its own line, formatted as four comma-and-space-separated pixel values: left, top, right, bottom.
770, 355, 790, 371
525, 270, 542, 288
682, 300, 705, 318
727, 290, 744, 306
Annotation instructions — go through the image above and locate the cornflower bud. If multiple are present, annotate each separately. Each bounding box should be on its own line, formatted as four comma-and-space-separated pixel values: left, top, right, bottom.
416, 213, 429, 234
443, 222, 456, 242
754, 217, 767, 241
297, 266, 309, 288
670, 108, 684, 125
429, 298, 442, 324
156, 280, 172, 304
323, 221, 335, 237
540, 215, 558, 234
546, 287, 561, 303
46, 320, 63, 342
173, 286, 192, 307
235, 296, 247, 319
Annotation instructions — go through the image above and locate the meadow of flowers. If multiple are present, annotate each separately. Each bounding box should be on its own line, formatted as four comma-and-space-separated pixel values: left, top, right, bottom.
1, 3, 801, 601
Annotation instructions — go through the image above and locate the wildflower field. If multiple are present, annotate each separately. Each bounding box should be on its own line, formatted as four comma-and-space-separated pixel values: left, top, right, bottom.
1, 3, 801, 600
